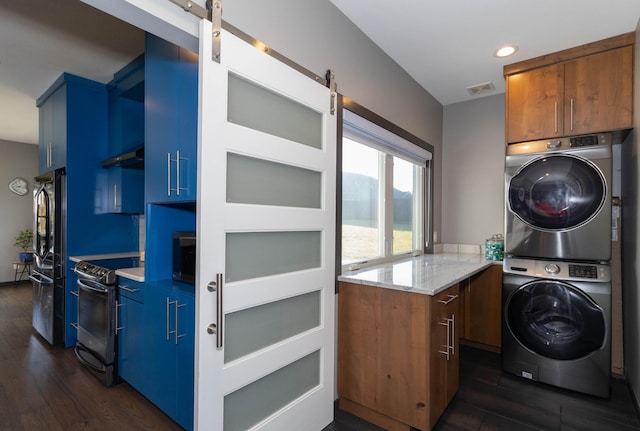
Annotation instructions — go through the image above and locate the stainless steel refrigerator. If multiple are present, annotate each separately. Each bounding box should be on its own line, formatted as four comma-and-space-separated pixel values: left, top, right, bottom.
31, 169, 66, 345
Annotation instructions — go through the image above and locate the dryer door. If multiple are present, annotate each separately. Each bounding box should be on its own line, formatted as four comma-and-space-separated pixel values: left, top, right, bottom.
508, 154, 606, 231
505, 280, 606, 360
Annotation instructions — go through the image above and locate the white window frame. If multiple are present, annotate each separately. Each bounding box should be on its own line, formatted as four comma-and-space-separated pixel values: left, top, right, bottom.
340, 106, 433, 272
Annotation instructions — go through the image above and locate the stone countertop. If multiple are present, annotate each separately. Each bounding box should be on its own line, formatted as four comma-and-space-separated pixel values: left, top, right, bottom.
338, 253, 498, 295
116, 267, 145, 282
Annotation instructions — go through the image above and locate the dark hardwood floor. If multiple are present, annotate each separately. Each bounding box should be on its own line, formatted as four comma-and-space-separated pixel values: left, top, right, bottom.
327, 346, 640, 431
0, 282, 182, 430
2, 282, 639, 431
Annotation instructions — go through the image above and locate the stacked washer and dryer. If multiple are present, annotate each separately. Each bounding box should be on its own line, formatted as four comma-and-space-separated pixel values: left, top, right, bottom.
502, 133, 613, 398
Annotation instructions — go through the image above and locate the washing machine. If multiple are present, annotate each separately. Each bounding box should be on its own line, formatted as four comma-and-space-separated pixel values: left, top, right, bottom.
505, 133, 612, 262
502, 257, 611, 398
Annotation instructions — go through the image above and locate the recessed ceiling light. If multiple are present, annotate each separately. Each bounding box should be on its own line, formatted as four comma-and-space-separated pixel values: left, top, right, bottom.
495, 45, 518, 58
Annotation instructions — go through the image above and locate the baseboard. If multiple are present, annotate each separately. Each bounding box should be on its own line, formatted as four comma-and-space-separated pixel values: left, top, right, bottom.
0, 280, 30, 287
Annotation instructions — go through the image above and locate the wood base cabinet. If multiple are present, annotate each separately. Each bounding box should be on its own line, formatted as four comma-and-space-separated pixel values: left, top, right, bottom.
460, 265, 502, 350
338, 282, 459, 431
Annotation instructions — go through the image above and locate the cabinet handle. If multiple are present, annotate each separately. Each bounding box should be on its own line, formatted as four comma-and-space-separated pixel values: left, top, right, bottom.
167, 153, 172, 197
118, 284, 139, 293
450, 314, 455, 357
113, 183, 118, 209
115, 300, 124, 334
70, 290, 79, 297
570, 98, 574, 131
206, 274, 224, 349
437, 294, 458, 305
175, 301, 186, 344
48, 142, 52, 167
176, 150, 181, 196
166, 297, 175, 341
438, 319, 450, 360
554, 102, 558, 133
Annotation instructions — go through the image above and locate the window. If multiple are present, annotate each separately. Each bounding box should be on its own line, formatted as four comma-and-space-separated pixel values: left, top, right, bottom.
341, 108, 432, 269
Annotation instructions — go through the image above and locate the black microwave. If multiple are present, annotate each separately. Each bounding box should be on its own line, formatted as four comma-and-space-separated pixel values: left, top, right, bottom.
172, 231, 196, 284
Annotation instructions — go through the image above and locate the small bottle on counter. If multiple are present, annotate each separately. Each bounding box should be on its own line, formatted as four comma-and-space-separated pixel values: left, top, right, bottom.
485, 234, 504, 261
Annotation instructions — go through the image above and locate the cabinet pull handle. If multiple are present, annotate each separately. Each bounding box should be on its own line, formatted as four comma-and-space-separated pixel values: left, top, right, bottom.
176, 150, 181, 196
167, 153, 172, 197
450, 314, 455, 357
115, 300, 124, 334
113, 183, 118, 209
175, 301, 186, 344
570, 98, 574, 131
438, 319, 450, 360
118, 285, 139, 293
166, 297, 179, 341
207, 274, 224, 349
554, 102, 558, 133
70, 290, 79, 297
437, 294, 458, 305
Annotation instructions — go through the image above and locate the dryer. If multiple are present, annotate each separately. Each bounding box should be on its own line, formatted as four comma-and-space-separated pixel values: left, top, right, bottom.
502, 257, 611, 398
505, 133, 612, 262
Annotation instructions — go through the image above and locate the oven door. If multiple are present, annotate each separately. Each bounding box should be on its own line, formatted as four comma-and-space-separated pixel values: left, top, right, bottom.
76, 278, 115, 364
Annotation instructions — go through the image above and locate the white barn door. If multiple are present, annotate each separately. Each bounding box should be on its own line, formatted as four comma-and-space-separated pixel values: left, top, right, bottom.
195, 19, 336, 431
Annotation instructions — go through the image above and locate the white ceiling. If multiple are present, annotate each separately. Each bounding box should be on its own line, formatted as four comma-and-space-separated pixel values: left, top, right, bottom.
2, 0, 640, 146
0, 0, 143, 145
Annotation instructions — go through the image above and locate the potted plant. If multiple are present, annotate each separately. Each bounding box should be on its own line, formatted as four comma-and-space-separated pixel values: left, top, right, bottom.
14, 229, 33, 262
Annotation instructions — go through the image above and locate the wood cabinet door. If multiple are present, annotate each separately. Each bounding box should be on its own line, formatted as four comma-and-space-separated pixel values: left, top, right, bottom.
506, 64, 564, 143
429, 284, 459, 428
564, 46, 633, 135
466, 265, 502, 348
338, 282, 429, 429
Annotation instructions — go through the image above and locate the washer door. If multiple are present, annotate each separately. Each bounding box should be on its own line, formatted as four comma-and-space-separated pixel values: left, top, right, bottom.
508, 154, 606, 230
505, 280, 606, 360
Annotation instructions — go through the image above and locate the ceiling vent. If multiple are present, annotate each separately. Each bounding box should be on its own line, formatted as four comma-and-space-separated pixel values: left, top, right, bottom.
466, 81, 495, 96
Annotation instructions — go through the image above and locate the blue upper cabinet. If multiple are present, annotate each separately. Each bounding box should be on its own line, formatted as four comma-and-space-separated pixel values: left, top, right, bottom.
145, 33, 198, 203
108, 54, 145, 156
37, 81, 67, 174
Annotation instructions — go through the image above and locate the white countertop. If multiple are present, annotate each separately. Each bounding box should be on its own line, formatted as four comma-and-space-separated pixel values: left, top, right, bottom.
69, 251, 141, 263
338, 253, 498, 295
116, 267, 145, 282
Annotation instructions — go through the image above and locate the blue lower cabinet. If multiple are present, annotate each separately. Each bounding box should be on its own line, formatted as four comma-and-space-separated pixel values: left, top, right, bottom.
144, 280, 194, 431
117, 280, 146, 392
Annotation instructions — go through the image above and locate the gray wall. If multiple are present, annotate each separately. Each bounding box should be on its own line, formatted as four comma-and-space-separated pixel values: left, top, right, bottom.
622, 19, 640, 410
442, 94, 505, 245
0, 140, 38, 283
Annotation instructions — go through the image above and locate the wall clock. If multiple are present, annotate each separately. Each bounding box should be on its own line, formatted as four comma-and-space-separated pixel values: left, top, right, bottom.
8, 177, 28, 196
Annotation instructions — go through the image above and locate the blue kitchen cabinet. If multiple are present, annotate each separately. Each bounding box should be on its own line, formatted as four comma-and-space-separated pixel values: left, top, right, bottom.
108, 55, 145, 156
37, 82, 67, 174
117, 278, 146, 392
38, 72, 142, 348
145, 33, 198, 203
144, 280, 195, 431
107, 167, 144, 214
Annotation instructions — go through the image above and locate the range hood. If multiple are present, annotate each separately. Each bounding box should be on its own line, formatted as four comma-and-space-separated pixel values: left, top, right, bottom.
103, 147, 144, 169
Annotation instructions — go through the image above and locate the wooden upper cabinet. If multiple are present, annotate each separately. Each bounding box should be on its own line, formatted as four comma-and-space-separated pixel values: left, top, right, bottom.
564, 46, 633, 136
506, 63, 564, 143
505, 33, 634, 144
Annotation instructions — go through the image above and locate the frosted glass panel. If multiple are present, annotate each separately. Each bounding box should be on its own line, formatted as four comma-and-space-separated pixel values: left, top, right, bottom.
227, 153, 322, 208
228, 73, 323, 149
226, 231, 321, 282
225, 290, 320, 363
224, 350, 320, 431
